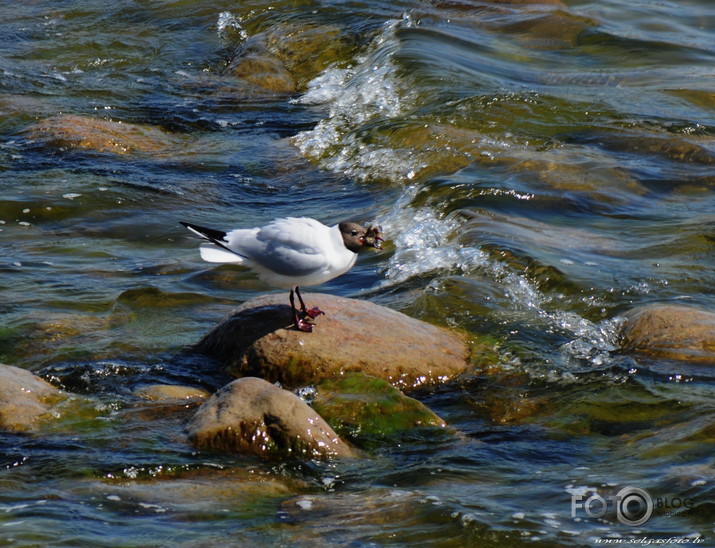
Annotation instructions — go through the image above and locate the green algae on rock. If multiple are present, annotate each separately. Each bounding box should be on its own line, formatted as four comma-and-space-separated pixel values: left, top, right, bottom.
312, 372, 447, 443
116, 286, 219, 310
84, 466, 302, 513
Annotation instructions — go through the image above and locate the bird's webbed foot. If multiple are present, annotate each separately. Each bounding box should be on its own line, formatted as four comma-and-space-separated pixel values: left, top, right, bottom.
302, 307, 324, 319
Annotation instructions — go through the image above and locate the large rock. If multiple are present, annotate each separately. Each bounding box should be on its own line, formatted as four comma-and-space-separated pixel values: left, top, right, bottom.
193, 293, 470, 390
619, 304, 715, 364
0, 364, 66, 432
186, 377, 355, 460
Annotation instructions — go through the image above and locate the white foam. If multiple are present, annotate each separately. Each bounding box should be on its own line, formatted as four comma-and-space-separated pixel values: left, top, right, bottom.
292, 19, 420, 183
216, 11, 247, 42
565, 485, 598, 497
295, 498, 313, 510
292, 66, 353, 106
558, 315, 624, 367
377, 185, 624, 372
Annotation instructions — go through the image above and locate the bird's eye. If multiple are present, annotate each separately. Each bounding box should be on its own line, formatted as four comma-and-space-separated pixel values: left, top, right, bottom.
351, 230, 358, 236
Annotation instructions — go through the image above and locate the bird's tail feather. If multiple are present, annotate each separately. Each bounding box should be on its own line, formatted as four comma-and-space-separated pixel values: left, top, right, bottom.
181, 220, 249, 262
180, 221, 227, 242
199, 243, 244, 263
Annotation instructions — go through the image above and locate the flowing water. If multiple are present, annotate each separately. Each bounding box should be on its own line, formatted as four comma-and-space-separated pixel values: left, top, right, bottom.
1, 0, 714, 546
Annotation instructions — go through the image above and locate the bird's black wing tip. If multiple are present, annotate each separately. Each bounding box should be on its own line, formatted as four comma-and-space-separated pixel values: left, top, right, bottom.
180, 221, 228, 243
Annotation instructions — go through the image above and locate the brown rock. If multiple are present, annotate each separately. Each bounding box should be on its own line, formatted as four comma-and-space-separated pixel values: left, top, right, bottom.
83, 466, 304, 509
0, 363, 66, 432
494, 10, 589, 50
223, 23, 353, 95
134, 384, 210, 404
263, 23, 349, 88
619, 304, 715, 364
225, 36, 297, 93
186, 377, 355, 459
194, 293, 470, 390
25, 114, 183, 155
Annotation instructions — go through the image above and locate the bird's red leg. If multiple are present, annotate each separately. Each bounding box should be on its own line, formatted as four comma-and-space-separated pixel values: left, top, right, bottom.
295, 286, 324, 319
290, 288, 314, 332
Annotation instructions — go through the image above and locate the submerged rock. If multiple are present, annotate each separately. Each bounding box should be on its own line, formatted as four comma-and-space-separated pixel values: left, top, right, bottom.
134, 384, 210, 404
193, 293, 470, 390
619, 304, 715, 364
83, 466, 302, 511
186, 377, 355, 460
568, 131, 715, 165
222, 22, 354, 95
0, 363, 66, 432
312, 372, 447, 443
116, 286, 217, 309
25, 114, 184, 155
263, 23, 350, 89
224, 36, 297, 94
278, 487, 454, 544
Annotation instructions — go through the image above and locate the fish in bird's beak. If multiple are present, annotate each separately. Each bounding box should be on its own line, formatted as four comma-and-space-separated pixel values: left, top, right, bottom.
363, 225, 384, 250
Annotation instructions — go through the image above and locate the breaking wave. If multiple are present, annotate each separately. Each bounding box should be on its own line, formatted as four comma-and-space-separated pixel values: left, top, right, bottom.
292, 17, 425, 183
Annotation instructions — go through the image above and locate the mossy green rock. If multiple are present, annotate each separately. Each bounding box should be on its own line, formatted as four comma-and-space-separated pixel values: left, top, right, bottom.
312, 372, 446, 441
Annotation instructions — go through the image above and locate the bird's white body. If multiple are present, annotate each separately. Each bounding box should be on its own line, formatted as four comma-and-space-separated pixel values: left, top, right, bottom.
195, 217, 358, 289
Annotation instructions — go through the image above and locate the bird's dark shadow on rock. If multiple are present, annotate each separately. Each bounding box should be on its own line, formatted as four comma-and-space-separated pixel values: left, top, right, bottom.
190, 304, 295, 374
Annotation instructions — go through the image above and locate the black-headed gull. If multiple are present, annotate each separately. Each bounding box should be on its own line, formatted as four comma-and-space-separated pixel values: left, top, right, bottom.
181, 217, 383, 332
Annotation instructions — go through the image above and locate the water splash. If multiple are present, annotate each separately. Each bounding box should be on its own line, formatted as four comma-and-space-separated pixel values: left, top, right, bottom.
216, 11, 248, 43
377, 185, 624, 371
293, 11, 628, 372
292, 19, 424, 183
378, 186, 544, 308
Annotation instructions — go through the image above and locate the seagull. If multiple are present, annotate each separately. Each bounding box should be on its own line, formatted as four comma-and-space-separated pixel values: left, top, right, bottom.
181, 217, 383, 332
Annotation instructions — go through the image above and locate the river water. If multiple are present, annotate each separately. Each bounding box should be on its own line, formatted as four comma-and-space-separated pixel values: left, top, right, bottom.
0, 0, 713, 546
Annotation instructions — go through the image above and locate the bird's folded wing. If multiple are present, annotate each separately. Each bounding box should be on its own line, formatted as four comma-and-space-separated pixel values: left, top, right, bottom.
228, 219, 329, 277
